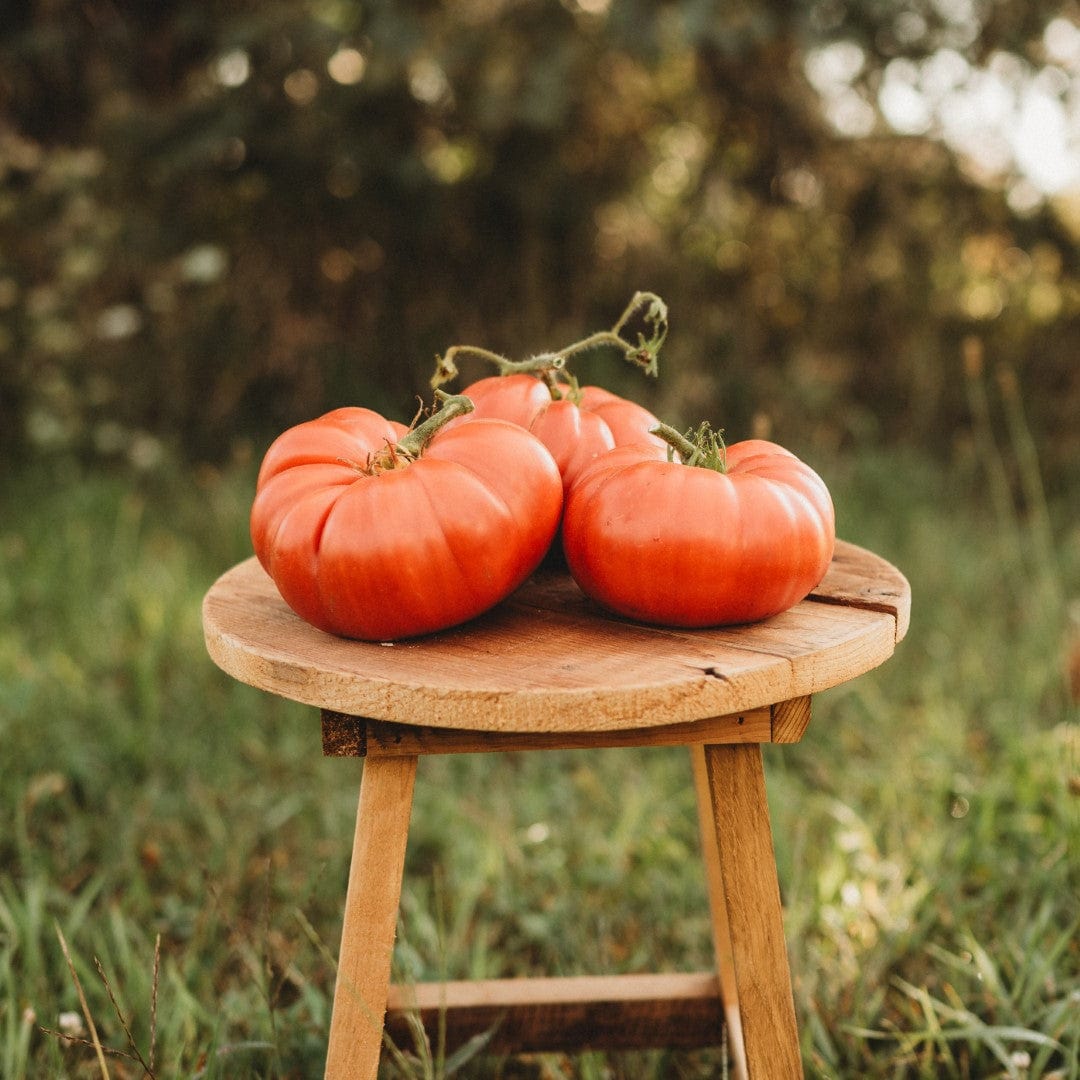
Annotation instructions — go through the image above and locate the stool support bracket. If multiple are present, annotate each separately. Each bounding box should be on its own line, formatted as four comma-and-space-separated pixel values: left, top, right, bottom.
384, 971, 725, 1055
320, 699, 812, 758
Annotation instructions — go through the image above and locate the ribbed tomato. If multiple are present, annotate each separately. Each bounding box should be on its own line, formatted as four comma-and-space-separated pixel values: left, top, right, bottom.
433, 292, 669, 493
250, 395, 563, 641
455, 374, 664, 494
562, 425, 836, 627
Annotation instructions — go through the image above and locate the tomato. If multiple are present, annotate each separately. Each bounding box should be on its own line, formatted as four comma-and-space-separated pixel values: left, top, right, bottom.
455, 373, 663, 494
432, 291, 670, 494
250, 395, 563, 641
448, 372, 552, 429
576, 385, 666, 446
561, 425, 836, 627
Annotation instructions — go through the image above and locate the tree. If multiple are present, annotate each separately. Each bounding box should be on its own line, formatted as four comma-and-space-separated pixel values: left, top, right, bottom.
2, 0, 1077, 484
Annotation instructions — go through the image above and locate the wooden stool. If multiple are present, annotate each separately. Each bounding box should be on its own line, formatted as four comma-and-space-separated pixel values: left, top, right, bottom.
203, 540, 909, 1079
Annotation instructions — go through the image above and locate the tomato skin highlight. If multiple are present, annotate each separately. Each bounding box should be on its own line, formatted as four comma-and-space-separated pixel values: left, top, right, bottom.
250, 408, 563, 641
562, 439, 836, 627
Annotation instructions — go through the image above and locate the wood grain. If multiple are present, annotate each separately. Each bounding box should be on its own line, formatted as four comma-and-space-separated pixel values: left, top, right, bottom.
771, 696, 812, 744
691, 745, 748, 1080
703, 744, 804, 1078
202, 541, 908, 733
324, 757, 416, 1080
384, 972, 725, 1054
808, 542, 910, 642
321, 707, 774, 757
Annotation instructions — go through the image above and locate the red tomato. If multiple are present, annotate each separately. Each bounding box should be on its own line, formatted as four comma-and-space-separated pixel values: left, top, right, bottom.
435, 291, 671, 493
250, 397, 563, 641
576, 385, 664, 446
455, 373, 665, 494
562, 434, 836, 627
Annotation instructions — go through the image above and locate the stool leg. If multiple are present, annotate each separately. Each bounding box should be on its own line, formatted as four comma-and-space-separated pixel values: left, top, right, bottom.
325, 755, 418, 1080
691, 746, 748, 1080
700, 743, 803, 1079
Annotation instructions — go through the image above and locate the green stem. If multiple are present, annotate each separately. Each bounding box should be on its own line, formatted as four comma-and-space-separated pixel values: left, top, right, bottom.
498, 353, 567, 377
395, 391, 474, 459
430, 290, 668, 392
651, 421, 727, 472
610, 290, 669, 377
431, 347, 565, 390
551, 292, 668, 377
339, 393, 475, 474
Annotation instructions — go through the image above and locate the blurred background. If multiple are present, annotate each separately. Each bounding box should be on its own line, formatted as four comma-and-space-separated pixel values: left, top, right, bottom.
2, 0, 1078, 482
2, 3, 1079, 1078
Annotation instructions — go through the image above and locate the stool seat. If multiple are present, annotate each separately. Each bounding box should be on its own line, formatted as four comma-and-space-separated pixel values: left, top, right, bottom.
202, 540, 909, 1079
203, 541, 909, 733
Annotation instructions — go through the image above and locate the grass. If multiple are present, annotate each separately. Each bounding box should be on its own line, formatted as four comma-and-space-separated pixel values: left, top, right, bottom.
1, 428, 1077, 1078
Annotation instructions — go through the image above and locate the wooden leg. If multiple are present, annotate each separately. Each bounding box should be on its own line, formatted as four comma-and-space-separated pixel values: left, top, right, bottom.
691, 745, 748, 1080
325, 755, 418, 1080
700, 743, 803, 1079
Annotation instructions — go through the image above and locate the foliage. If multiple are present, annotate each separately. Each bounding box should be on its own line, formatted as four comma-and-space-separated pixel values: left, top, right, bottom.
2, 0, 1079, 486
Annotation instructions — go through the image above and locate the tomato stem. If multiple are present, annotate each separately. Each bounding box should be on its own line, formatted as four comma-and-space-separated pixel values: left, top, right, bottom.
365, 391, 474, 473
432, 347, 567, 388
401, 390, 474, 455
652, 421, 728, 473
581, 290, 669, 377
429, 290, 668, 393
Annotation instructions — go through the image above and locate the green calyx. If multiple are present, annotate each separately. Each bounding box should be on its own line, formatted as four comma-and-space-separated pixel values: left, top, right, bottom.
652, 421, 728, 473
430, 290, 668, 401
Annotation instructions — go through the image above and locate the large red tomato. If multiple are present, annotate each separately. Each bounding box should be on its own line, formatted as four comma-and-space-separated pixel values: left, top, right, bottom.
250, 395, 563, 641
433, 292, 670, 493
562, 425, 836, 627
454, 374, 664, 494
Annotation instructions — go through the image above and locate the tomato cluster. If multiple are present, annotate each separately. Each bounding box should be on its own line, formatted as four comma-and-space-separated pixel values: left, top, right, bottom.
250, 295, 836, 641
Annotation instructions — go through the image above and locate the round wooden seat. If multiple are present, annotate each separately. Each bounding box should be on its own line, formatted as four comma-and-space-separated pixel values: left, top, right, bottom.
203, 540, 909, 733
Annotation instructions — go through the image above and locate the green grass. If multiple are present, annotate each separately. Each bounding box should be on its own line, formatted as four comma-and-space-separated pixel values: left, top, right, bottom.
1, 442, 1077, 1079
